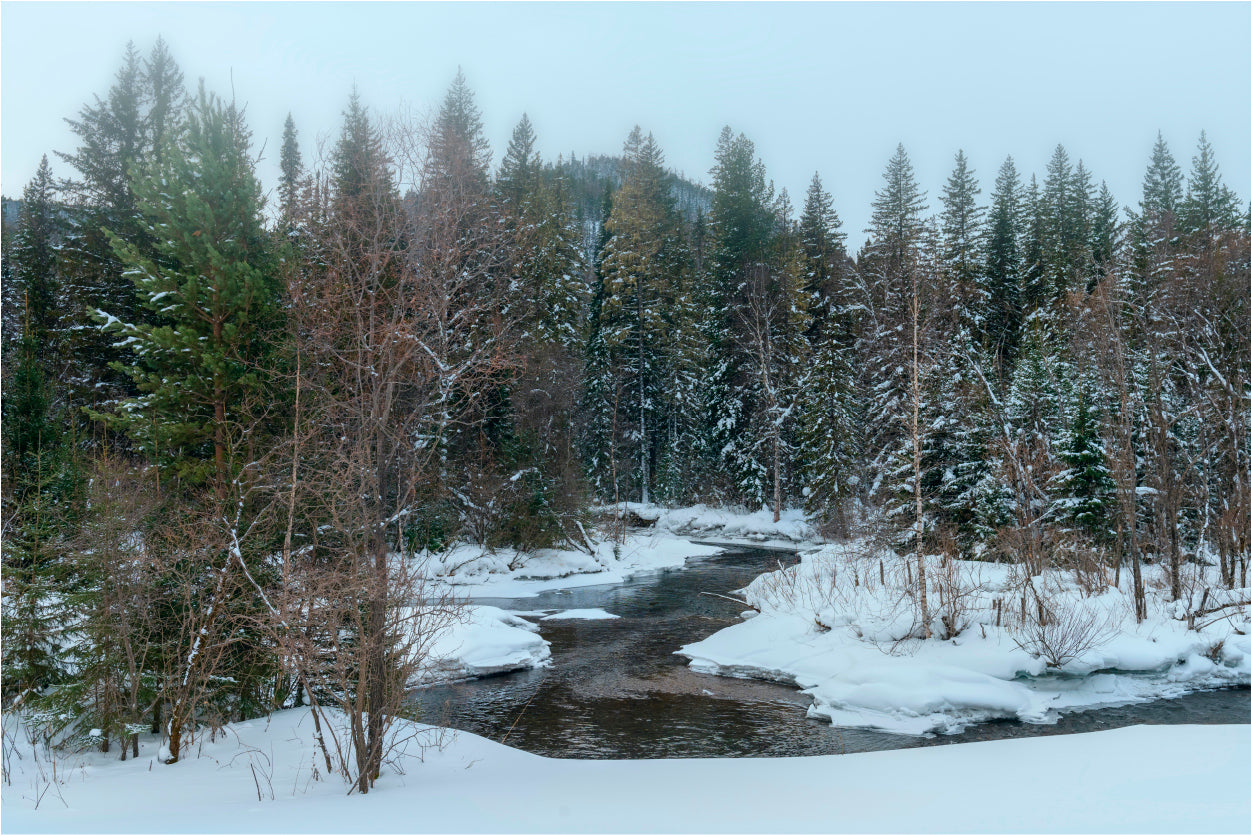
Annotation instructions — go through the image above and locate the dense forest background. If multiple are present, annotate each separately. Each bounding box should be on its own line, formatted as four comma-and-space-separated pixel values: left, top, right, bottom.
2, 41, 1248, 787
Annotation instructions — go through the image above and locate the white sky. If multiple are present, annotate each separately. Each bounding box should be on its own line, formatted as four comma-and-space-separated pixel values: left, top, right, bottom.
3, 1, 1249, 249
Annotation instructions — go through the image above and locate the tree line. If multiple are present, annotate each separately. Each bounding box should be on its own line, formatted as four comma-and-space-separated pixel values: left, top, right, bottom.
2, 41, 1248, 783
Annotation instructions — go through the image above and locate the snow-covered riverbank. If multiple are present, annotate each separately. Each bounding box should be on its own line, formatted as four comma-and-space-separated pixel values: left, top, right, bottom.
413, 505, 812, 681
4, 707, 1247, 833
679, 540, 1251, 734
422, 504, 815, 599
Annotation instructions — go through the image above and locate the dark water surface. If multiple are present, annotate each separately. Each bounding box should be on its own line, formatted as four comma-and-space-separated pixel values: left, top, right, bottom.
410, 545, 1251, 759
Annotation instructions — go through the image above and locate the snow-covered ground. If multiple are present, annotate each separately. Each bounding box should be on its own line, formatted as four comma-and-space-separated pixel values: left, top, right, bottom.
4, 708, 1247, 833
413, 605, 551, 684
420, 504, 816, 599
679, 540, 1251, 735
540, 608, 619, 621
635, 502, 818, 549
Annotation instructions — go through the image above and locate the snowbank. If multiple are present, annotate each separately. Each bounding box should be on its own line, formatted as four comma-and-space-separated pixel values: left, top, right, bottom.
414, 504, 823, 599
540, 608, 619, 621
4, 708, 1247, 833
679, 541, 1251, 734
413, 605, 551, 684
633, 502, 819, 546
423, 528, 723, 598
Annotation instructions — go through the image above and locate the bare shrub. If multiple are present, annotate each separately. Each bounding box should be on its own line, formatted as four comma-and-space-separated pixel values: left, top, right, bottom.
930, 554, 986, 639
1010, 579, 1116, 669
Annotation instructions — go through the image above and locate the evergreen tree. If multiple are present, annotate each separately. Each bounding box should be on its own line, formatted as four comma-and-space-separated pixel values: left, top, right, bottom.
1141, 131, 1183, 221
797, 171, 852, 344
4, 157, 64, 358
860, 144, 929, 502
428, 67, 491, 194
594, 127, 683, 504
96, 84, 279, 487
56, 40, 187, 421
497, 114, 539, 214
142, 36, 185, 152
1019, 174, 1049, 316
795, 171, 859, 524
1, 316, 80, 703
1052, 377, 1116, 543
939, 150, 985, 331
706, 127, 797, 506
1090, 180, 1120, 285
1178, 131, 1241, 247
278, 113, 303, 225
982, 156, 1024, 377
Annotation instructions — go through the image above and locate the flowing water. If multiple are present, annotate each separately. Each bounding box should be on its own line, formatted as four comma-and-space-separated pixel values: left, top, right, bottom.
411, 544, 1251, 759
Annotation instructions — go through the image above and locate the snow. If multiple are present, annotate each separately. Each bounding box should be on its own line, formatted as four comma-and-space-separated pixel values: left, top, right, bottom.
419, 503, 825, 599
540, 608, 619, 621
640, 502, 818, 547
423, 527, 724, 599
413, 605, 550, 684
3, 708, 1248, 833
678, 540, 1251, 735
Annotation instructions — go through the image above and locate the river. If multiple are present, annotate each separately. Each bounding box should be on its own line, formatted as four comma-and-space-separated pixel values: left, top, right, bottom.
411, 544, 1251, 758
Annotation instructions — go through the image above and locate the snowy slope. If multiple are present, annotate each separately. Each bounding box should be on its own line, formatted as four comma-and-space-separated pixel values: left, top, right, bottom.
4, 709, 1247, 833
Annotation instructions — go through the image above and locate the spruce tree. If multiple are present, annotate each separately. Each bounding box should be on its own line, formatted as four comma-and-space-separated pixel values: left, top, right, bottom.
1141, 131, 1183, 222
982, 156, 1024, 378
1, 315, 79, 703
278, 113, 303, 226
795, 171, 858, 525
1019, 174, 1049, 316
594, 127, 682, 504
1090, 180, 1120, 285
798, 171, 850, 332
939, 150, 985, 331
860, 144, 929, 503
1052, 377, 1116, 544
1178, 131, 1241, 247
56, 40, 187, 422
4, 157, 64, 360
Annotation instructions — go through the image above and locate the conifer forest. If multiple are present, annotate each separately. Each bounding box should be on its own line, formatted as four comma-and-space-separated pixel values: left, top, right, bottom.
1, 28, 1249, 824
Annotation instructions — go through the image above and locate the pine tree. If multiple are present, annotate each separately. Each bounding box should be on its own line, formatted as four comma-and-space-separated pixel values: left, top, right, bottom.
497, 114, 539, 215
1019, 174, 1049, 316
497, 115, 587, 351
428, 67, 491, 195
796, 319, 860, 527
96, 84, 279, 487
867, 144, 929, 276
142, 36, 185, 152
1000, 323, 1067, 570
706, 127, 809, 508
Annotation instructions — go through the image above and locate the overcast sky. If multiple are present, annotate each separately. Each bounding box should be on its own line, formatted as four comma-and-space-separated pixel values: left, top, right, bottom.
3, 1, 1248, 249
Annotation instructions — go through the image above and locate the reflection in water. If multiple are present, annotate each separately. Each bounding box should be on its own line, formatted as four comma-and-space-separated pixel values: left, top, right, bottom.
410, 547, 1251, 759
